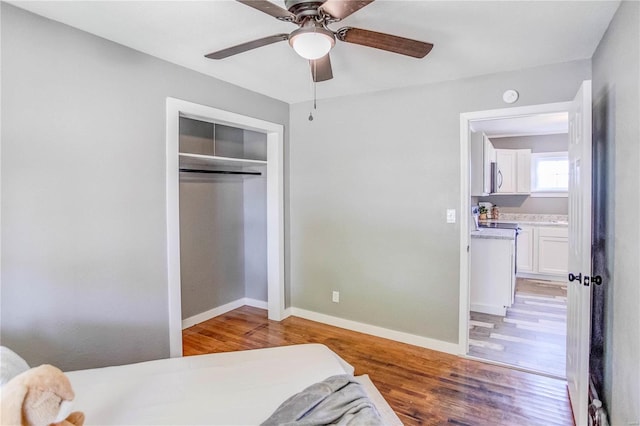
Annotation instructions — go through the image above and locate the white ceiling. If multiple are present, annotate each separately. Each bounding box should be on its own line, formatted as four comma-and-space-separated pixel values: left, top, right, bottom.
11, 0, 619, 104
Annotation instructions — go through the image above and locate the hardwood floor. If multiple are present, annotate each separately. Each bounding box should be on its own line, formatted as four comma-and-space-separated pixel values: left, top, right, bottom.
183, 306, 574, 425
469, 278, 567, 377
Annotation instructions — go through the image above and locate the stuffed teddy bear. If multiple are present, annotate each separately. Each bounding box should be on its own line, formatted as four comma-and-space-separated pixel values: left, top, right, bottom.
0, 364, 84, 426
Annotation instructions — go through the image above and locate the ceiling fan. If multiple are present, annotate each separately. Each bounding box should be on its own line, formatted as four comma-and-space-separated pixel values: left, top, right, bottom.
205, 0, 434, 82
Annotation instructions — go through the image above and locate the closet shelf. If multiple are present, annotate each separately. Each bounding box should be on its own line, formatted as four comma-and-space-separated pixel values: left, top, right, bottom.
179, 153, 267, 167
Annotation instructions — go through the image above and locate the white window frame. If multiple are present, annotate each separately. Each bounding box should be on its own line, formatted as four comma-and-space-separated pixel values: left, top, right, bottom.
530, 151, 569, 198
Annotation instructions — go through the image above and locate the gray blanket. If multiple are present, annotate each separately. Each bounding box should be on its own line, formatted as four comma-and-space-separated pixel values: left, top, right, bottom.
261, 374, 385, 426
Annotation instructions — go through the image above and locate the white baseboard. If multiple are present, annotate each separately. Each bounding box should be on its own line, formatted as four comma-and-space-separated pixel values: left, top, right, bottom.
517, 272, 566, 283
184, 303, 459, 356
290, 308, 459, 355
470, 303, 506, 317
182, 297, 267, 329
244, 298, 268, 309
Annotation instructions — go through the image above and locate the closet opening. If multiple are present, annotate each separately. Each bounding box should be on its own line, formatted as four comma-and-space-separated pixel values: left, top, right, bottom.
166, 98, 285, 357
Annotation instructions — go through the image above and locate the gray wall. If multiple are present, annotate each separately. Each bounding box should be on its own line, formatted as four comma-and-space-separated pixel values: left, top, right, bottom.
243, 167, 268, 301
481, 134, 569, 215
289, 60, 590, 343
0, 4, 288, 370
179, 176, 246, 318
592, 1, 640, 423
243, 130, 268, 301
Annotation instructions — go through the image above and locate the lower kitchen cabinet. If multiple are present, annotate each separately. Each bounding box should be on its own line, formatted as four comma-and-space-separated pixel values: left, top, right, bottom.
517, 225, 568, 279
537, 227, 569, 276
470, 236, 515, 316
516, 226, 534, 273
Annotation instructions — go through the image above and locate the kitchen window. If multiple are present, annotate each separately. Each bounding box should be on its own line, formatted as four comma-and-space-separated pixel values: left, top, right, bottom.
530, 152, 568, 197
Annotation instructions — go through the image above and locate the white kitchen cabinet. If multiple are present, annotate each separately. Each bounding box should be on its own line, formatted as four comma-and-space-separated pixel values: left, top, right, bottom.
484, 136, 496, 194
517, 225, 568, 278
494, 149, 531, 194
470, 131, 484, 196
537, 227, 569, 276
470, 235, 515, 316
516, 150, 532, 193
495, 149, 516, 193
470, 133, 495, 196
516, 226, 534, 273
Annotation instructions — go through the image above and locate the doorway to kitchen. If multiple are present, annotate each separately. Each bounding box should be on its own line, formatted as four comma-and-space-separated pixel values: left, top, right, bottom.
469, 277, 567, 377
459, 101, 571, 378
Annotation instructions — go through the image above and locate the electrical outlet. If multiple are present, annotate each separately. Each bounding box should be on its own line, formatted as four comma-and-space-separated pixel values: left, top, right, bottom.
332, 291, 340, 303
447, 209, 456, 223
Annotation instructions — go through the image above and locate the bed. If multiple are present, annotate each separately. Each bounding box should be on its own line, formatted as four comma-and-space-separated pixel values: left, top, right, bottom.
60, 344, 402, 425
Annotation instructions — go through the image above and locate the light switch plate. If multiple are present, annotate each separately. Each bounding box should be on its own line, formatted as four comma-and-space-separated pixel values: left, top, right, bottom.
446, 209, 456, 223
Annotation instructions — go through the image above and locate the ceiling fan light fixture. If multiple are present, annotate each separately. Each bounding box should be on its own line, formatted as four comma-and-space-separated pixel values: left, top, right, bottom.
289, 26, 335, 60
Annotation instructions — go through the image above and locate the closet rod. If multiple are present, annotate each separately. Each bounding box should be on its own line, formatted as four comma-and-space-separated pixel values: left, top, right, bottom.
179, 168, 261, 176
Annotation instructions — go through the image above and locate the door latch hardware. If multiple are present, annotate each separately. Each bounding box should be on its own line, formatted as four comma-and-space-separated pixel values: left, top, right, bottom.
586, 275, 603, 286
569, 273, 603, 286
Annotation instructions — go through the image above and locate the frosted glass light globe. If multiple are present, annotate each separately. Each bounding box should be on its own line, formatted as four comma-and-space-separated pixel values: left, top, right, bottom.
290, 30, 334, 60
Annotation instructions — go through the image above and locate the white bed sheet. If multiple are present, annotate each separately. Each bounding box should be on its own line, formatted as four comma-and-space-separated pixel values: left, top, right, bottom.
65, 344, 397, 425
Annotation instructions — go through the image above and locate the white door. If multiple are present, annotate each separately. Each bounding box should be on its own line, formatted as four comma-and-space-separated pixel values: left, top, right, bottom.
566, 80, 592, 426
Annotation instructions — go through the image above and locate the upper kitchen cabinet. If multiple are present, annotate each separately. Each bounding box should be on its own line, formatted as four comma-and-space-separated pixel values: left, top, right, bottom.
470, 132, 496, 196
516, 150, 532, 193
494, 149, 531, 194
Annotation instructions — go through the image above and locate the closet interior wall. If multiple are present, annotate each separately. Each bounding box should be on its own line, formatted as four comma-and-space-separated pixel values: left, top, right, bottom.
179, 117, 267, 321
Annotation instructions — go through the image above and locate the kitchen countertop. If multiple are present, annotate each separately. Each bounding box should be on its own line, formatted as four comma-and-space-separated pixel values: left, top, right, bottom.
480, 213, 569, 228
515, 220, 568, 227
471, 228, 516, 240
480, 220, 568, 228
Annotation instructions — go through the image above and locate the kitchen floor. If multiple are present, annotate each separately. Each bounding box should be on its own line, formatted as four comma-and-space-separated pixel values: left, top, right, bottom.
469, 278, 567, 378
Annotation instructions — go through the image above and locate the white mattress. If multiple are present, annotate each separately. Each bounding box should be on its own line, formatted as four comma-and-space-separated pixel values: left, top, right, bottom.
65, 344, 400, 425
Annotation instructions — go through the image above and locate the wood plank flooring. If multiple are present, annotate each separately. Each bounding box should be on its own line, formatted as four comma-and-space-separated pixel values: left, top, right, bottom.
183, 306, 574, 425
469, 278, 567, 377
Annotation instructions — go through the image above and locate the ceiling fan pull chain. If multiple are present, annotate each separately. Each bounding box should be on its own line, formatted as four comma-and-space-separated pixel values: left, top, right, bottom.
309, 61, 317, 121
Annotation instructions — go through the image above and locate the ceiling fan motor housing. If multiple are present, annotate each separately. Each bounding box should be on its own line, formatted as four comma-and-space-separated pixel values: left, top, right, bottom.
284, 0, 327, 19
289, 20, 335, 43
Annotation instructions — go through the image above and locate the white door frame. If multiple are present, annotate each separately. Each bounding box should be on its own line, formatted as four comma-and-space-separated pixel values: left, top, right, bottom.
458, 101, 572, 355
166, 98, 285, 357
